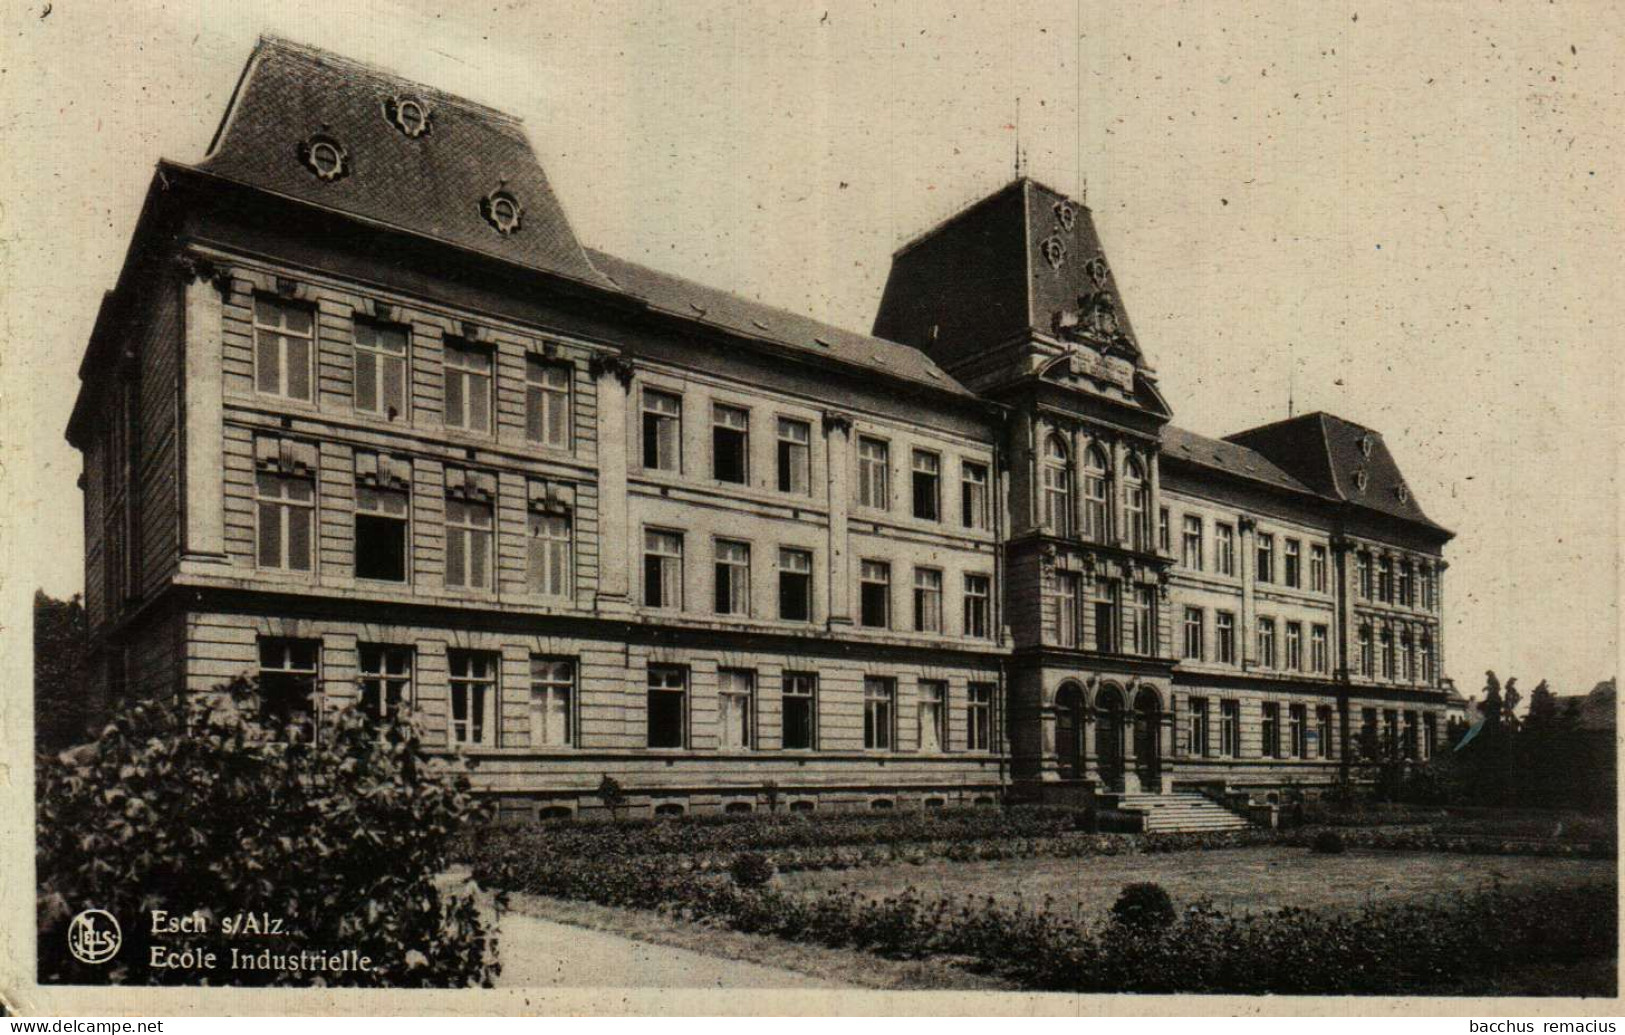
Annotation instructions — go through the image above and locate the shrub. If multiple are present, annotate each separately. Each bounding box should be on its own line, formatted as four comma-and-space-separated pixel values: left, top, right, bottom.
36, 677, 498, 987
1109, 882, 1175, 930
730, 851, 776, 888
1311, 830, 1346, 854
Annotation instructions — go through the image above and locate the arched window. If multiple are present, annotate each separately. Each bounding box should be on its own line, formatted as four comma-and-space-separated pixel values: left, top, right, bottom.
1082, 444, 1110, 543
1124, 456, 1149, 552
1041, 435, 1072, 535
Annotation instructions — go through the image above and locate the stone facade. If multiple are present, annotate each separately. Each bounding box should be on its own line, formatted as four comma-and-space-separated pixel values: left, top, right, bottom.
66, 39, 1453, 817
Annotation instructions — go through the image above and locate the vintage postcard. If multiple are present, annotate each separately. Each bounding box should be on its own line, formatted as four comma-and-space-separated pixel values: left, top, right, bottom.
1, 0, 1618, 1017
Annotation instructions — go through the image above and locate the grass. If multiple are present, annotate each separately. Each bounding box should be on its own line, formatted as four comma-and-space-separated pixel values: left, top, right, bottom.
777, 846, 1618, 919
501, 891, 1018, 991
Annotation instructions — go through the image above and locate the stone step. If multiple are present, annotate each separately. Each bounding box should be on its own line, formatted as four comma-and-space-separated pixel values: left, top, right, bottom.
1112, 790, 1256, 833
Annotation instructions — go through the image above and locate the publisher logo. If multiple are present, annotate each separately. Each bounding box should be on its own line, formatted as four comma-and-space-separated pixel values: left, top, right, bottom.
67, 909, 121, 965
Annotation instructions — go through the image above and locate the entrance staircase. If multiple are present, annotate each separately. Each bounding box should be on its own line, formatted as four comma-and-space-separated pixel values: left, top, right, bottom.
1115, 791, 1252, 834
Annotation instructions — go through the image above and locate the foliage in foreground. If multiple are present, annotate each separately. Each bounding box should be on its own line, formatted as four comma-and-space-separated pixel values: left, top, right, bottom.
37, 678, 499, 987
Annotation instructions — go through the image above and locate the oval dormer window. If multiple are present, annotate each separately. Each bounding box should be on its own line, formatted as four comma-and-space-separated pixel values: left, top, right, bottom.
1355, 470, 1370, 492
1396, 484, 1410, 504
1360, 433, 1375, 458
483, 190, 523, 235
386, 95, 432, 138
300, 136, 349, 182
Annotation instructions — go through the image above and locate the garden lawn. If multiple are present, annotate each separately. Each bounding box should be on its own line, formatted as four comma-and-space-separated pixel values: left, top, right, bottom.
777, 846, 1617, 919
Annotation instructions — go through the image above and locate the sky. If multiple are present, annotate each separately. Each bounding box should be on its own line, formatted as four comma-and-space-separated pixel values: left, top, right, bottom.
3, 0, 1619, 698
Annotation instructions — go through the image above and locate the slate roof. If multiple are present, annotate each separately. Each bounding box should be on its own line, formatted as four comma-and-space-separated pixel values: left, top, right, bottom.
1161, 425, 1315, 495
1226, 412, 1450, 534
586, 249, 972, 397
196, 37, 612, 290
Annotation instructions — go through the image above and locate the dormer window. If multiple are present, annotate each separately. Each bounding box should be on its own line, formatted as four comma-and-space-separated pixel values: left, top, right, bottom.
1360, 433, 1375, 458
482, 190, 523, 235
300, 135, 349, 181
386, 95, 432, 138
1355, 470, 1370, 492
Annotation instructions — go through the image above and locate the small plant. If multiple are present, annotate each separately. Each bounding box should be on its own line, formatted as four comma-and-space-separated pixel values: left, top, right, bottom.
1311, 830, 1346, 854
596, 773, 627, 822
730, 851, 776, 888
1110, 882, 1175, 930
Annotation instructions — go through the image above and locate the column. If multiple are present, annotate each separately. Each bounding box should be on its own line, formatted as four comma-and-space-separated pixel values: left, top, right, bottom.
1071, 426, 1088, 539
1111, 437, 1129, 547
823, 411, 854, 626
591, 355, 633, 614
178, 257, 228, 560
1238, 515, 1257, 668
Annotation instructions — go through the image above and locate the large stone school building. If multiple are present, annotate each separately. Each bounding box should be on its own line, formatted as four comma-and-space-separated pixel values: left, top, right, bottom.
68, 38, 1454, 820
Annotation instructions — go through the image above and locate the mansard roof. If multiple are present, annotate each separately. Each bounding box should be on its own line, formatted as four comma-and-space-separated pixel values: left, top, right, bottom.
196, 36, 612, 291
873, 178, 1148, 372
586, 250, 971, 397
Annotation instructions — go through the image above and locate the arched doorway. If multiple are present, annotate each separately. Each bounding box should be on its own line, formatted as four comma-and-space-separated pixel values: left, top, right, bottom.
1132, 686, 1161, 790
1095, 684, 1125, 789
1055, 683, 1086, 779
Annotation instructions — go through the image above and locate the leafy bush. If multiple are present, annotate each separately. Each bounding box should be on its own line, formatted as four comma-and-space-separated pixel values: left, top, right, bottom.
730, 852, 776, 888
36, 677, 498, 987
1311, 830, 1346, 854
1110, 882, 1175, 930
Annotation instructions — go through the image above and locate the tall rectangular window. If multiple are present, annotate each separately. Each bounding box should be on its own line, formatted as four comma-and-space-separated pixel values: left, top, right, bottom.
1380, 628, 1396, 679
1357, 552, 1373, 599
1256, 532, 1275, 584
1216, 523, 1235, 576
1220, 699, 1241, 757
963, 574, 991, 639
1420, 634, 1435, 683
918, 680, 947, 752
1378, 556, 1394, 603
860, 560, 891, 628
358, 644, 412, 723
526, 506, 573, 599
1361, 707, 1379, 759
1257, 617, 1277, 669
1131, 586, 1156, 656
528, 657, 573, 748
1311, 624, 1330, 673
1316, 705, 1334, 759
448, 650, 497, 746
961, 461, 990, 530
1359, 625, 1375, 677
1423, 713, 1437, 760
442, 339, 493, 434
355, 452, 410, 584
1402, 631, 1417, 681
1384, 709, 1400, 758
1158, 507, 1171, 553
782, 673, 817, 750
1188, 696, 1210, 755
1054, 572, 1080, 648
1262, 703, 1280, 757
713, 539, 751, 616
778, 548, 812, 622
712, 404, 750, 484
445, 494, 494, 590
1289, 704, 1307, 758
1093, 580, 1120, 653
1182, 515, 1203, 570
912, 450, 940, 521
1421, 566, 1436, 610
1216, 611, 1236, 664
254, 296, 315, 402
644, 530, 684, 610
913, 568, 942, 633
525, 357, 572, 449
354, 320, 408, 420
857, 436, 890, 510
642, 389, 682, 472
718, 669, 754, 750
967, 683, 993, 751
1284, 539, 1301, 588
646, 665, 687, 748
1183, 607, 1204, 661
1311, 544, 1328, 592
777, 418, 811, 494
259, 638, 320, 739
1399, 561, 1414, 607
1285, 621, 1303, 671
256, 464, 315, 573
863, 677, 894, 750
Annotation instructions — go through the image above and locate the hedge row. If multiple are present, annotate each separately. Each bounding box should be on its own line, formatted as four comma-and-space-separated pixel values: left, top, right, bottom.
475, 844, 1616, 994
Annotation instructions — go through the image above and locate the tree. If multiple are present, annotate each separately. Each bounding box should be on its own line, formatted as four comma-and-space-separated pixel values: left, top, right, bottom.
1524, 680, 1559, 731
36, 676, 499, 986
595, 774, 627, 821
34, 590, 90, 754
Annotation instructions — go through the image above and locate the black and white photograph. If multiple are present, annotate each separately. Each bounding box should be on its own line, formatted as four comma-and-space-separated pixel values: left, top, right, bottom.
2, 0, 1619, 1017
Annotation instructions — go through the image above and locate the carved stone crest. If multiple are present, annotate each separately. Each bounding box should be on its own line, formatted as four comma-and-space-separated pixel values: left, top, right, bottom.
1039, 234, 1067, 271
